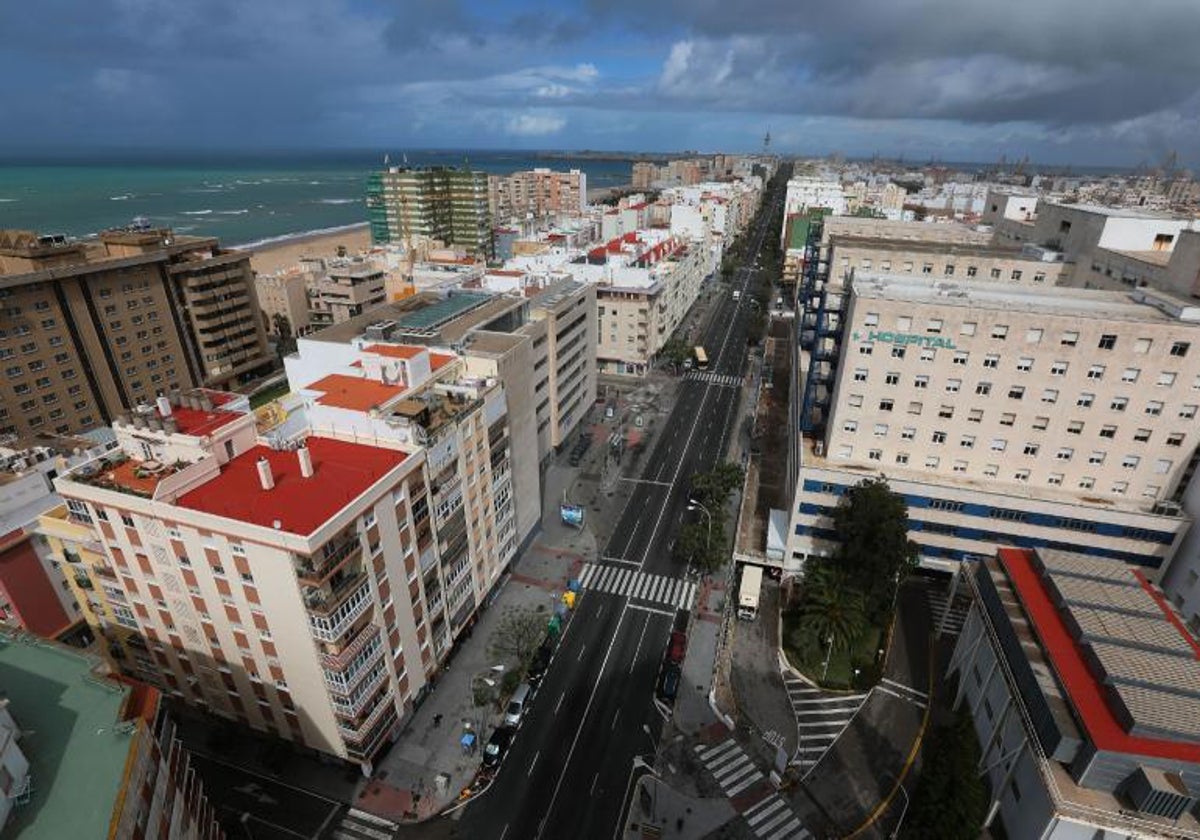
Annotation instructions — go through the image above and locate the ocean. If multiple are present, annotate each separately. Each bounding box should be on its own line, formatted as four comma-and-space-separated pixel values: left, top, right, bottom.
0, 150, 636, 248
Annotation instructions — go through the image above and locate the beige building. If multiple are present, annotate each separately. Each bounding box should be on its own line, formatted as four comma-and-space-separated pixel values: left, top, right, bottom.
309, 261, 387, 328
254, 269, 312, 338
47, 347, 518, 771
788, 274, 1199, 574
819, 217, 993, 254
488, 168, 587, 223
826, 237, 1070, 287
0, 228, 272, 439
593, 238, 708, 376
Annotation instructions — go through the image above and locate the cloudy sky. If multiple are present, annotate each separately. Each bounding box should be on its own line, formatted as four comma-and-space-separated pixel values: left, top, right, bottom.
4, 0, 1200, 166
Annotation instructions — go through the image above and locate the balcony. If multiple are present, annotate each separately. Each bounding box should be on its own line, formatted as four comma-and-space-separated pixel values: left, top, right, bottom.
307, 578, 372, 642
304, 568, 366, 617
331, 667, 390, 719
296, 539, 362, 587
320, 621, 381, 671
324, 631, 385, 694
341, 699, 399, 760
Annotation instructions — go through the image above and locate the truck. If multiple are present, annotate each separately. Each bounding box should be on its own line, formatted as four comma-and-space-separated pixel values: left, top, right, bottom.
738, 564, 763, 620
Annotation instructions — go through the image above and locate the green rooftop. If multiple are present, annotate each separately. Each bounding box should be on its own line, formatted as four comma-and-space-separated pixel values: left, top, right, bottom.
787, 216, 810, 251
0, 633, 134, 840
395, 292, 492, 330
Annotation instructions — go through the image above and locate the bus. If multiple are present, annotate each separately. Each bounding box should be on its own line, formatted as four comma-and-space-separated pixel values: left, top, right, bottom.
693, 347, 708, 370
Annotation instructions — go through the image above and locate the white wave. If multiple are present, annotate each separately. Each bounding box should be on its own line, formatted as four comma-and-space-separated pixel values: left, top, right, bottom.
110, 194, 132, 201
217, 209, 249, 215
175, 225, 197, 233
234, 180, 261, 186
231, 221, 368, 251
317, 198, 358, 205
0, 198, 17, 203
308, 181, 321, 185
181, 209, 213, 215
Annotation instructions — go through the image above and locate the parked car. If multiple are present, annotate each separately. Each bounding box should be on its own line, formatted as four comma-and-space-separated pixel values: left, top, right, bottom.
667, 631, 687, 665
504, 683, 533, 727
482, 726, 514, 769
658, 664, 681, 702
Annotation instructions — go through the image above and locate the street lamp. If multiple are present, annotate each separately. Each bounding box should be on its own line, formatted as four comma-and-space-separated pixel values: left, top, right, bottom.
821, 634, 834, 682
686, 498, 713, 549
471, 665, 505, 742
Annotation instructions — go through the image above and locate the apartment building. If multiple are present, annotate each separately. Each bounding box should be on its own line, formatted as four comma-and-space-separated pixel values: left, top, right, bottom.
819, 216, 993, 254
47, 360, 516, 771
487, 168, 587, 223
790, 274, 1200, 574
980, 189, 1038, 227
254, 268, 312, 337
825, 237, 1070, 287
288, 290, 561, 548
781, 176, 846, 239
591, 235, 709, 376
0, 228, 273, 439
366, 167, 493, 258
0, 434, 117, 642
0, 628, 226, 839
948, 548, 1200, 839
308, 261, 387, 328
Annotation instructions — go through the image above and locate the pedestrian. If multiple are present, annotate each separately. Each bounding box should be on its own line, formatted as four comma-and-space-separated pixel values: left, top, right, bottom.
433, 713, 442, 728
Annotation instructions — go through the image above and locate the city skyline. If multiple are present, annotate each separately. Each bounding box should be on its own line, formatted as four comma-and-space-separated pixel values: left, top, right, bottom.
3, 0, 1199, 168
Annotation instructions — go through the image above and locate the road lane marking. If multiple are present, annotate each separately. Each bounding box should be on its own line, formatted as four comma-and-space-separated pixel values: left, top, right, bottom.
536, 602, 631, 840
528, 751, 539, 776
612, 709, 620, 729
500, 824, 510, 840
629, 611, 650, 674
555, 692, 566, 715
578, 643, 587, 661
627, 602, 676, 618
591, 772, 600, 796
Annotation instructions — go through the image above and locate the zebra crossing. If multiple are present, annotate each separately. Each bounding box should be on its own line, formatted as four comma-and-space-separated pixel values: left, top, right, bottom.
785, 674, 867, 771
685, 370, 742, 388
329, 808, 396, 840
578, 563, 698, 611
928, 587, 971, 636
694, 738, 765, 798
741, 794, 812, 840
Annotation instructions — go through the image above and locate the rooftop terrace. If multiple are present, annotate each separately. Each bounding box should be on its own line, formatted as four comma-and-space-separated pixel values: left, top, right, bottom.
0, 631, 141, 840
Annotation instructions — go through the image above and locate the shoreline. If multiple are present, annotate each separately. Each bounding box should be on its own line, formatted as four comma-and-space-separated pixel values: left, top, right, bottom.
587, 183, 634, 202
236, 222, 372, 275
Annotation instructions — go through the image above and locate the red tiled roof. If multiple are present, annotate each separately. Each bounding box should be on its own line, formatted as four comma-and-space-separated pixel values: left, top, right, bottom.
998, 548, 1200, 763
0, 535, 73, 637
167, 405, 243, 437
429, 352, 456, 372
310, 374, 404, 411
363, 344, 425, 360
177, 437, 408, 535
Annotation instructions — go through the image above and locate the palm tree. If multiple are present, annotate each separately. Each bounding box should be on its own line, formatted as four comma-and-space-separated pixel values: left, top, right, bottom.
799, 562, 868, 656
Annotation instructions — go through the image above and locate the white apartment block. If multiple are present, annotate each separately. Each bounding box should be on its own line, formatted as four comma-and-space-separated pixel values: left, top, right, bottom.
47, 348, 519, 772
782, 176, 846, 243
981, 189, 1038, 227
789, 274, 1200, 575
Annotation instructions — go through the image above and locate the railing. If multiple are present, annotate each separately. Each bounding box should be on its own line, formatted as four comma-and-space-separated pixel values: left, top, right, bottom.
296, 539, 361, 585
308, 580, 372, 642
331, 667, 389, 718
320, 621, 380, 670
324, 632, 385, 694
304, 569, 366, 616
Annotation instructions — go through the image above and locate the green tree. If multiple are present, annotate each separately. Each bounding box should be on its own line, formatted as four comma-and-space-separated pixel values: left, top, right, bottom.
659, 339, 692, 368
901, 706, 988, 840
832, 477, 918, 623
798, 561, 868, 655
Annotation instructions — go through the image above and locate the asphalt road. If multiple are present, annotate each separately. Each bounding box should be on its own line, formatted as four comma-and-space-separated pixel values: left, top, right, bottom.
448, 172, 790, 840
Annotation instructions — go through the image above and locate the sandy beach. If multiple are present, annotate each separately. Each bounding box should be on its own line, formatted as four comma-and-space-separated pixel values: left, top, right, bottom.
238, 223, 372, 275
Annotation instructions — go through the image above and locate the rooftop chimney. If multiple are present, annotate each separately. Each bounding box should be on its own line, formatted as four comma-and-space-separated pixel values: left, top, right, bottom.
256, 456, 275, 491
156, 395, 172, 418
297, 444, 314, 478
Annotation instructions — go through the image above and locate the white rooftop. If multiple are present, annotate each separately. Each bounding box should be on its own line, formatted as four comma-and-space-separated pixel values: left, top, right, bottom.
850, 273, 1200, 325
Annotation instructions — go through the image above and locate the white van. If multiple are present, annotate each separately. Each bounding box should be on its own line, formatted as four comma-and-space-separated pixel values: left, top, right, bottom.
504, 683, 532, 726
732, 290, 741, 301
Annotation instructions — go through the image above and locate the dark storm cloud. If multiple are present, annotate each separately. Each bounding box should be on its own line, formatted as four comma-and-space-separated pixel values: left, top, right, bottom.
1, 0, 1198, 162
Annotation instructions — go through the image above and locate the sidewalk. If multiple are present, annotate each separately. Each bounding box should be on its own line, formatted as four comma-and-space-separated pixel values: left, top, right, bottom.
623, 773, 737, 840
359, 483, 599, 822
